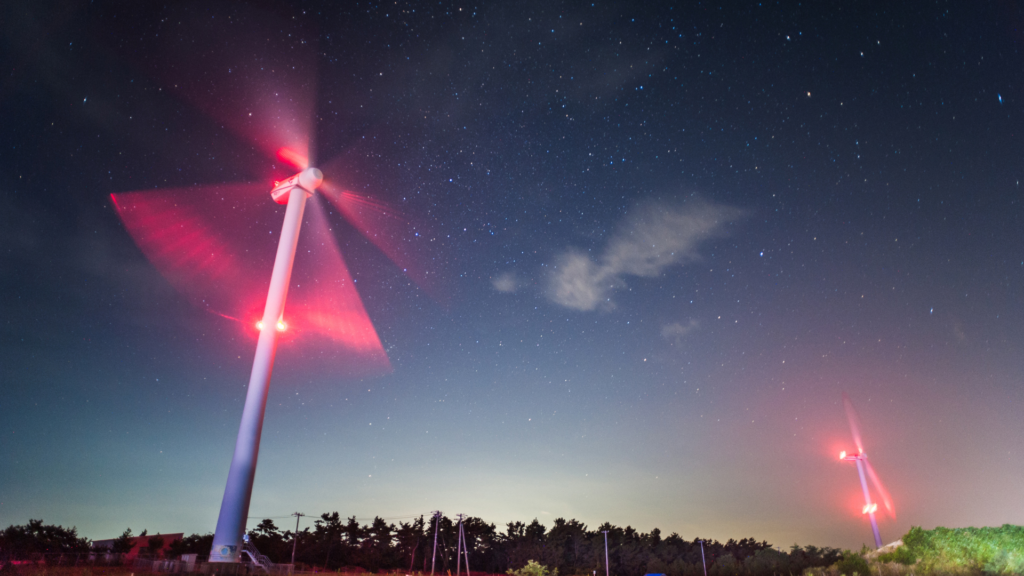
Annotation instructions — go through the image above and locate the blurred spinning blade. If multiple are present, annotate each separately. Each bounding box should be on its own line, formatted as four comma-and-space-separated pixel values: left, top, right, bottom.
319, 179, 448, 306
842, 392, 896, 518
864, 458, 896, 518
112, 184, 390, 377
843, 392, 865, 455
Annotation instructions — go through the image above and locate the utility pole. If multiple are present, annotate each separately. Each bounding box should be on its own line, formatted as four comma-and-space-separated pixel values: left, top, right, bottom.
455, 514, 470, 576
291, 512, 305, 565
602, 531, 610, 576
410, 517, 420, 574
461, 517, 471, 576
455, 514, 464, 576
698, 540, 707, 576
431, 511, 442, 576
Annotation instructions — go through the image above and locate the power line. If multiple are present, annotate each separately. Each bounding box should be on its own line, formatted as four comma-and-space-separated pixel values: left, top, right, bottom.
247, 512, 431, 522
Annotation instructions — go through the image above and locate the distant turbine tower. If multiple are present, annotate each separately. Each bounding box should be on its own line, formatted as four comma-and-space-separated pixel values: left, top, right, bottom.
839, 392, 895, 548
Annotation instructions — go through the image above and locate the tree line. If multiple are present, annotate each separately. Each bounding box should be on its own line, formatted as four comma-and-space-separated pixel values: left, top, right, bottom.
171, 513, 841, 576
1, 516, 843, 576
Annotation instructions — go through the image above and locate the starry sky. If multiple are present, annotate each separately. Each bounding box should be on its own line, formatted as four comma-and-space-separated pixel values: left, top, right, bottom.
2, 0, 1023, 552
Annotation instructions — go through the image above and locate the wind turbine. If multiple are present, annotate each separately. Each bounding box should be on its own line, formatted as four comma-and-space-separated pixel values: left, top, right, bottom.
839, 392, 895, 549
110, 15, 442, 563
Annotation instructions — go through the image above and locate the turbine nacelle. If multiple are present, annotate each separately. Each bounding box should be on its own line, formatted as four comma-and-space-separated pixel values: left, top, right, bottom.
271, 167, 323, 204
840, 450, 866, 461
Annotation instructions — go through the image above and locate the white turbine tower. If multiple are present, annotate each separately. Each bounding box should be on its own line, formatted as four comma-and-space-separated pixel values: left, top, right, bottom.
208, 167, 322, 562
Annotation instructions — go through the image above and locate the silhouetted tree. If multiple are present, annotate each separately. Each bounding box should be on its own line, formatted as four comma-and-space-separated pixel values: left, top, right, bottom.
167, 534, 213, 558
111, 528, 136, 555
396, 516, 426, 571
156, 513, 842, 576
0, 519, 90, 560
247, 519, 289, 562
142, 535, 165, 558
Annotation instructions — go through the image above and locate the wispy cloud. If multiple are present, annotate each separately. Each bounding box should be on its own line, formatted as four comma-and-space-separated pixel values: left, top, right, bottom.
547, 199, 743, 311
492, 271, 519, 293
662, 319, 700, 343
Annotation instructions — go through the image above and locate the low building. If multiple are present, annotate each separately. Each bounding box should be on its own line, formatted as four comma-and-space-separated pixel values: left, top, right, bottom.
91, 533, 184, 560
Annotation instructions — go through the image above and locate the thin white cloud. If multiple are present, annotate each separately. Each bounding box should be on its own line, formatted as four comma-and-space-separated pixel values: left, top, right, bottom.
547, 249, 620, 310
492, 271, 519, 293
662, 319, 700, 342
547, 199, 743, 311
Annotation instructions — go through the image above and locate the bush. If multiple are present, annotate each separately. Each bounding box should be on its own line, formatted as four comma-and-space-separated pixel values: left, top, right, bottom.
877, 545, 916, 566
984, 548, 1024, 575
709, 555, 738, 576
507, 560, 557, 576
833, 551, 870, 576
901, 524, 1024, 574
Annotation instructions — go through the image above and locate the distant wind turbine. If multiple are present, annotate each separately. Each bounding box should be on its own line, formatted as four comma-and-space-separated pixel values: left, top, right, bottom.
839, 392, 895, 548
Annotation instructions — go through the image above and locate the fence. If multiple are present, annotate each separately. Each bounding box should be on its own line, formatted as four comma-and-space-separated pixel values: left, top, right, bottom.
0, 553, 306, 575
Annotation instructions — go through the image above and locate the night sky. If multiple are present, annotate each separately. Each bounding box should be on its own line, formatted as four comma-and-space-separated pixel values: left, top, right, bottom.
2, 0, 1023, 552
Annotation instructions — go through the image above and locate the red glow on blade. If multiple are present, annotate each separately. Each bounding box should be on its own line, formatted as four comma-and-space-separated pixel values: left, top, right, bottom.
320, 180, 449, 306
277, 147, 309, 170
110, 185, 264, 318
864, 458, 896, 518
843, 392, 866, 454
286, 199, 390, 373
112, 185, 390, 377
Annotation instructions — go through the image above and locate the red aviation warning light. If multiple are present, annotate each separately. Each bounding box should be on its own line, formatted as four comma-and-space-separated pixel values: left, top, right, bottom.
255, 319, 288, 332
863, 503, 878, 514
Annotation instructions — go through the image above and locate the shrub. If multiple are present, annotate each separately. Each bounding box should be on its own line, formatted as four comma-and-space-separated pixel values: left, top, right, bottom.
901, 524, 1024, 574
877, 545, 916, 566
984, 548, 1024, 575
833, 550, 870, 576
507, 560, 557, 576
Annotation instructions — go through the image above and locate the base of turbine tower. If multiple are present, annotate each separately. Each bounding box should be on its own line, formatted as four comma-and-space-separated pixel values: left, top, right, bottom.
201, 560, 246, 574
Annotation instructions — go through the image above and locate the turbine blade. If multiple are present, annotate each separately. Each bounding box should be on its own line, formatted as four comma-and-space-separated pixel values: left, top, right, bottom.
843, 392, 865, 454
319, 179, 450, 307
111, 183, 271, 319
116, 3, 318, 174
286, 198, 390, 374
278, 147, 310, 171
112, 184, 390, 377
864, 458, 896, 518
